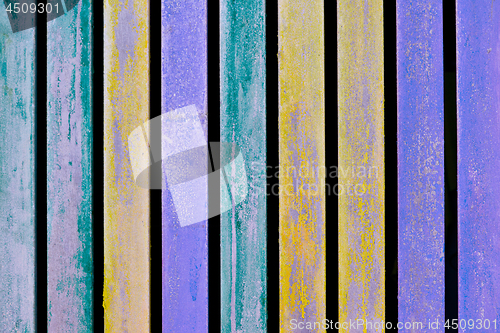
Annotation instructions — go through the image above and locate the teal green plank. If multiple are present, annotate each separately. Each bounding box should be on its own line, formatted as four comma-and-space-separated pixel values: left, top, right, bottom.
220, 0, 267, 331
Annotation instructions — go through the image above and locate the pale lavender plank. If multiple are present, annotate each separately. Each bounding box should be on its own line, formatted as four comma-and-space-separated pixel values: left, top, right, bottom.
46, 1, 93, 331
0, 9, 36, 332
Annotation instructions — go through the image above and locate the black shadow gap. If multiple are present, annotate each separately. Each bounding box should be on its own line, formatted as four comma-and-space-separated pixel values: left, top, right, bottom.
149, 0, 162, 330
325, 0, 338, 330
207, 0, 221, 331
384, 0, 399, 328
92, 0, 104, 329
266, 0, 279, 331
35, 5, 47, 333
444, 0, 458, 330
92, 0, 104, 330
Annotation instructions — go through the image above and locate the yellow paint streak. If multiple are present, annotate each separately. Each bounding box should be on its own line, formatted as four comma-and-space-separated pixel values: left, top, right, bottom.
279, 1, 325, 332
338, 0, 385, 332
103, 0, 150, 332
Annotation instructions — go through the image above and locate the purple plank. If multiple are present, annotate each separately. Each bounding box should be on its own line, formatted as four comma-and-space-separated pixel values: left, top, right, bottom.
397, 1, 445, 331
457, 1, 500, 330
161, 0, 208, 331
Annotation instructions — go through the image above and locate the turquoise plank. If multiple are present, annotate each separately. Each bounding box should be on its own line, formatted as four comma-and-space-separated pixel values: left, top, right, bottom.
220, 0, 267, 331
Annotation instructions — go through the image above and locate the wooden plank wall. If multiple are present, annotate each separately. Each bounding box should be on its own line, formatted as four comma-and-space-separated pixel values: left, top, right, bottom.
0, 9, 36, 333
161, 0, 208, 331
338, 0, 385, 330
278, 0, 325, 331
46, 1, 93, 330
457, 0, 500, 329
220, 0, 267, 332
103, 0, 150, 331
397, 1, 445, 330
4, 2, 500, 331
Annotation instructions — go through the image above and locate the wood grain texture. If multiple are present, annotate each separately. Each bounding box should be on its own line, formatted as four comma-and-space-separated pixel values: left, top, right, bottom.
457, 1, 500, 329
46, 2, 93, 331
161, 1, 208, 331
338, 0, 385, 330
220, 0, 267, 332
0, 11, 36, 333
278, 1, 325, 331
396, 1, 445, 331
104, 0, 150, 331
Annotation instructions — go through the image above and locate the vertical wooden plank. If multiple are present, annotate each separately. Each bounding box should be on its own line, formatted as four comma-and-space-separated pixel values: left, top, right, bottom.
104, 0, 150, 331
278, 1, 325, 331
0, 10, 36, 333
220, 0, 266, 332
397, 1, 444, 330
161, 1, 208, 331
457, 1, 500, 329
338, 0, 384, 330
46, 2, 93, 331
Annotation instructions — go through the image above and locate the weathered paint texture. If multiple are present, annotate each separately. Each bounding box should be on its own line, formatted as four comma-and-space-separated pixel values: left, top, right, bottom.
104, 0, 150, 331
278, 1, 325, 332
46, 1, 93, 331
338, 0, 385, 331
0, 11, 36, 333
396, 1, 445, 331
457, 1, 500, 330
220, 0, 267, 332
161, 1, 208, 331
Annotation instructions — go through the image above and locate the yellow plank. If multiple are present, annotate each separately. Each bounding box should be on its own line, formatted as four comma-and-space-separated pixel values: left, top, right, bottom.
103, 0, 150, 332
278, 1, 325, 332
338, 0, 385, 331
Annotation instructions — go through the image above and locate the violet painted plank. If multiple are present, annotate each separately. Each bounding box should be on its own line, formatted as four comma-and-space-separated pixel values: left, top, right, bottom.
338, 0, 385, 329
457, 1, 500, 330
46, 1, 93, 331
220, 0, 266, 332
0, 10, 36, 333
161, 1, 208, 331
104, 0, 150, 331
279, 1, 325, 331
397, 1, 445, 331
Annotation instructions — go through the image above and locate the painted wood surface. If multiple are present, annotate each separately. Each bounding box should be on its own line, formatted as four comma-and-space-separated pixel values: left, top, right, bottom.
46, 2, 93, 331
457, 1, 500, 330
0, 10, 36, 333
161, 1, 208, 331
220, 0, 266, 332
396, 1, 444, 331
278, 1, 325, 331
338, 0, 385, 330
104, 0, 150, 331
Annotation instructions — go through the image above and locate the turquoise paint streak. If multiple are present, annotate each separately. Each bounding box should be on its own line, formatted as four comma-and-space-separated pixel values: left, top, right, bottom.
0, 11, 36, 333
220, 0, 267, 332
47, 2, 93, 331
